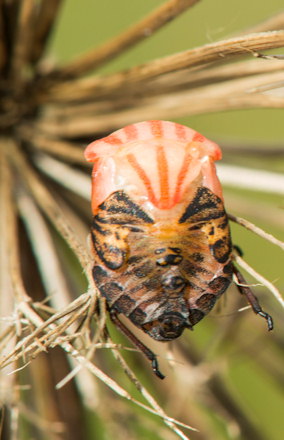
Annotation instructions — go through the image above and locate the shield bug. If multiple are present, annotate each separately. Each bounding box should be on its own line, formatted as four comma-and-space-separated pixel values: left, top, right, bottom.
85, 120, 273, 379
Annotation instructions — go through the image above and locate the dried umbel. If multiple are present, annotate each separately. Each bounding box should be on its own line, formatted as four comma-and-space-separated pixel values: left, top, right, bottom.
85, 120, 273, 378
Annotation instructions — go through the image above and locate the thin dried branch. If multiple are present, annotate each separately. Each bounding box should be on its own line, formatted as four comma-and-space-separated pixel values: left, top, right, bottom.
34, 154, 90, 200
234, 254, 284, 309
18, 127, 86, 163
31, 0, 63, 64
60, 341, 195, 438
5, 139, 90, 270
42, 31, 284, 103
110, 348, 194, 440
35, 70, 284, 136
1, 142, 30, 303
218, 164, 284, 195
9, 0, 35, 83
17, 189, 72, 307
0, 6, 6, 71
51, 0, 201, 79
228, 213, 284, 251
39, 58, 284, 121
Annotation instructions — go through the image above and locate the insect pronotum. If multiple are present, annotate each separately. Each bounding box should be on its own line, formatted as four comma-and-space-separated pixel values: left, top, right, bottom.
85, 120, 273, 379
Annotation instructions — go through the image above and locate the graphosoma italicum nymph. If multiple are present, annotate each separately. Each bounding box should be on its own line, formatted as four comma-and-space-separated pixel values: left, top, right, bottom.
85, 120, 273, 379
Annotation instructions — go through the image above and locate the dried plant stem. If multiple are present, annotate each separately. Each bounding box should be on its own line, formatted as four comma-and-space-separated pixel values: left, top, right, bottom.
39, 58, 284, 122
52, 0, 200, 78
1, 145, 30, 303
60, 342, 194, 437
228, 213, 284, 251
110, 348, 194, 440
44, 31, 284, 102
6, 139, 90, 270
36, 69, 284, 136
34, 154, 90, 200
19, 128, 86, 163
31, 0, 63, 64
9, 0, 35, 83
234, 255, 284, 309
17, 189, 73, 308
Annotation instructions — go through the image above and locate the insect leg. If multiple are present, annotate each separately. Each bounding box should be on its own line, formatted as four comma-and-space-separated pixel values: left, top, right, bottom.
233, 265, 273, 331
110, 311, 165, 379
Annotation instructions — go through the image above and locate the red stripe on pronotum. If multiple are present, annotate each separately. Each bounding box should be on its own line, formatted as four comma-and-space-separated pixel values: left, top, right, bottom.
156, 145, 170, 208
174, 123, 187, 141
123, 124, 139, 141
104, 135, 123, 145
173, 152, 191, 204
192, 132, 205, 143
150, 120, 163, 137
126, 153, 157, 205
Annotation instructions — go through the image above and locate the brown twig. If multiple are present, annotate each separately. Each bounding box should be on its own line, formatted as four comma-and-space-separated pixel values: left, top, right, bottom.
35, 70, 284, 136
50, 0, 200, 79
42, 31, 284, 103
31, 0, 63, 64
9, 0, 35, 83
234, 254, 284, 309
37, 57, 284, 121
6, 139, 89, 270
228, 213, 284, 251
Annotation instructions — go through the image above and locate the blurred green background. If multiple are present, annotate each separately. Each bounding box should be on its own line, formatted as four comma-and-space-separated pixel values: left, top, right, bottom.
46, 1, 284, 439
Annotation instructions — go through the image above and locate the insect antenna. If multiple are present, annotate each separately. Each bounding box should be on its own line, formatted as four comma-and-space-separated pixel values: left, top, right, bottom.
233, 265, 273, 331
110, 311, 165, 379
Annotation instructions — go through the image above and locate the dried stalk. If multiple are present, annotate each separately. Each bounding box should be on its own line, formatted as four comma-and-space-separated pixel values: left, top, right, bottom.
38, 57, 284, 122
17, 189, 72, 307
9, 0, 35, 83
234, 255, 284, 309
228, 213, 284, 251
51, 0, 200, 78
35, 69, 284, 136
34, 154, 90, 200
43, 31, 284, 103
5, 139, 90, 270
31, 0, 63, 64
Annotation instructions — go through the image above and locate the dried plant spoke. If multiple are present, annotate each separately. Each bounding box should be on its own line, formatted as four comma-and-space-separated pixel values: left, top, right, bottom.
34, 154, 90, 200
234, 254, 284, 309
50, 0, 201, 79
110, 347, 195, 439
5, 139, 90, 270
19, 127, 86, 163
43, 31, 284, 103
9, 0, 35, 82
37, 57, 284, 123
36, 69, 284, 136
31, 0, 63, 64
1, 144, 30, 303
17, 189, 72, 307
60, 341, 195, 437
228, 213, 284, 251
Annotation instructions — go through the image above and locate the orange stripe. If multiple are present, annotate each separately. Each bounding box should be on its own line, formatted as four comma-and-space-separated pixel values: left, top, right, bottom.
156, 145, 170, 208
173, 152, 191, 204
175, 123, 187, 141
150, 120, 163, 137
192, 132, 204, 143
124, 124, 138, 141
126, 154, 157, 204
104, 135, 123, 145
